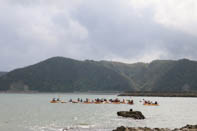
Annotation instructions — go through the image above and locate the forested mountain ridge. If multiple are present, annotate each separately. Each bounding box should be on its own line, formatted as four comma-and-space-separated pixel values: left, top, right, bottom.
0, 57, 133, 92
0, 72, 7, 77
0, 57, 197, 92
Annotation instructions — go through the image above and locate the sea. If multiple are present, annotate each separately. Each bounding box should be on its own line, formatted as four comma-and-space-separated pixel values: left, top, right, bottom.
0, 93, 196, 131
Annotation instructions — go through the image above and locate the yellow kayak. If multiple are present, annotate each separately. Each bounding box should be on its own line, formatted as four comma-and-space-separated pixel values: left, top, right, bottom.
50, 100, 66, 103
143, 103, 159, 106
50, 100, 59, 103
112, 102, 121, 104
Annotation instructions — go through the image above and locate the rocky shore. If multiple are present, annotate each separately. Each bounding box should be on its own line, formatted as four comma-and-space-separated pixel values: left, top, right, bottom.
113, 124, 197, 131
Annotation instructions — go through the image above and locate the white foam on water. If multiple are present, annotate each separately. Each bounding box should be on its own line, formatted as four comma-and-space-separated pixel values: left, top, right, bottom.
28, 125, 63, 131
28, 123, 98, 131
78, 124, 95, 128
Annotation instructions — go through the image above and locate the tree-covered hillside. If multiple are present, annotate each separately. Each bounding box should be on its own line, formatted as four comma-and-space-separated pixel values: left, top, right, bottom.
0, 72, 7, 77
0, 57, 133, 92
152, 59, 197, 92
0, 57, 197, 92
97, 59, 197, 92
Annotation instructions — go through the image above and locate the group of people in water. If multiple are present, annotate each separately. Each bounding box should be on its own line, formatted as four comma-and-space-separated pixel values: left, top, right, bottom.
50, 98, 134, 104
50, 98, 159, 105
141, 99, 158, 105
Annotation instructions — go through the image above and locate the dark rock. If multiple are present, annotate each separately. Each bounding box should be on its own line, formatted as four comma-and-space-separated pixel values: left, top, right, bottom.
180, 124, 197, 129
112, 126, 126, 131
113, 127, 171, 131
113, 124, 197, 131
117, 109, 145, 119
113, 127, 153, 131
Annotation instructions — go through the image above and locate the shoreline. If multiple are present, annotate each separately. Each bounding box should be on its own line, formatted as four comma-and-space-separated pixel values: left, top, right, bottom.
119, 92, 197, 97
0, 91, 120, 95
1, 91, 197, 97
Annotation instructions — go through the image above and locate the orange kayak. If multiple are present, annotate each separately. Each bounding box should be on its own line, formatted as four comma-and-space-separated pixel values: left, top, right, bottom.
50, 101, 59, 103
112, 102, 121, 104
143, 103, 159, 106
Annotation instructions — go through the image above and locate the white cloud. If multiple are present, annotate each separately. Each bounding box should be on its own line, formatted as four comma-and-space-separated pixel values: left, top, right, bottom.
0, 0, 89, 70
130, 0, 197, 36
1, 0, 197, 71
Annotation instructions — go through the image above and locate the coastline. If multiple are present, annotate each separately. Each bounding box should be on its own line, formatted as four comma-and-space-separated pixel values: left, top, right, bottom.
2, 91, 197, 97
0, 91, 120, 95
119, 92, 197, 97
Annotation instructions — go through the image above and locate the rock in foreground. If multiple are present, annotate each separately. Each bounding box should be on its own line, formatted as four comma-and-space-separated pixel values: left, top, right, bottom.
179, 124, 197, 130
117, 109, 145, 119
113, 124, 197, 131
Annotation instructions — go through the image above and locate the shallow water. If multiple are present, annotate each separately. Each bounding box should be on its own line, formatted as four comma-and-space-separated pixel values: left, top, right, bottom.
0, 93, 196, 131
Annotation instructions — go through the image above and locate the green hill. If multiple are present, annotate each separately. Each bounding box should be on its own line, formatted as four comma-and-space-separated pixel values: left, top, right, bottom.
0, 57, 197, 92
0, 72, 7, 77
96, 59, 197, 92
0, 57, 133, 92
151, 59, 197, 92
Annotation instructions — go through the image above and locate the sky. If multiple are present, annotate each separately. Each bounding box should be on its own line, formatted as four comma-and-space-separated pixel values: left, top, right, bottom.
1, 0, 197, 71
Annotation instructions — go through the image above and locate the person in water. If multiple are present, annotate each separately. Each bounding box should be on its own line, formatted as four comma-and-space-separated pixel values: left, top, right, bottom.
57, 98, 60, 101
52, 98, 56, 101
86, 98, 88, 102
77, 98, 80, 102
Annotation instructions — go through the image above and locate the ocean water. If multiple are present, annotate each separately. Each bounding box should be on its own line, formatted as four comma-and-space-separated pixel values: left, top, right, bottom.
0, 93, 196, 131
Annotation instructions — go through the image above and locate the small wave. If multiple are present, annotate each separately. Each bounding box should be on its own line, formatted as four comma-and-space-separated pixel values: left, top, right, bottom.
29, 125, 64, 131
62, 124, 95, 131
29, 124, 96, 131
79, 123, 95, 128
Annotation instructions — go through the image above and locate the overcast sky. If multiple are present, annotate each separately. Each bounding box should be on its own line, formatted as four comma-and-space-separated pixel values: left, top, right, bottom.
1, 0, 197, 71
